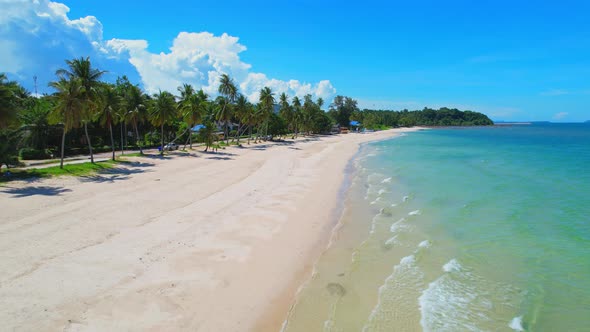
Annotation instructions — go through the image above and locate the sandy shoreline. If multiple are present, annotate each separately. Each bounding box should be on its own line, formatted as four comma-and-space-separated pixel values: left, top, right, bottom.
0, 128, 421, 331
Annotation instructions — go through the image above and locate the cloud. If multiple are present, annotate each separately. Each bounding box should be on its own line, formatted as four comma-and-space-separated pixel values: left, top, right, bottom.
104, 32, 335, 101
0, 0, 336, 102
553, 112, 568, 120
0, 0, 138, 91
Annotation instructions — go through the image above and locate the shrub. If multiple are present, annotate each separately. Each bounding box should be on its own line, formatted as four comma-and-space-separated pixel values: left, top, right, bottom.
19, 148, 51, 160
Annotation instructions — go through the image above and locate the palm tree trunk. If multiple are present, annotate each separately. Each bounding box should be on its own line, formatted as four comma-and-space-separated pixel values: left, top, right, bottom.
120, 122, 124, 155
160, 124, 164, 156
134, 121, 143, 154
84, 122, 94, 163
109, 122, 115, 161
123, 122, 127, 149
189, 126, 193, 149
60, 127, 66, 169
225, 122, 229, 146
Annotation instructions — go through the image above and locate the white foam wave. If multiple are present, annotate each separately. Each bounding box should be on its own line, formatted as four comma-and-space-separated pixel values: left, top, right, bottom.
403, 195, 410, 202
391, 203, 398, 207
408, 210, 421, 216
381, 177, 392, 184
418, 240, 432, 248
362, 253, 424, 331
384, 236, 398, 247
390, 218, 406, 233
443, 259, 462, 273
400, 254, 415, 265
378, 189, 387, 195
509, 316, 525, 331
370, 197, 381, 205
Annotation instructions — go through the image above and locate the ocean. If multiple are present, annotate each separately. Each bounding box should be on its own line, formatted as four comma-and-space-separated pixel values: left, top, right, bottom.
282, 123, 590, 332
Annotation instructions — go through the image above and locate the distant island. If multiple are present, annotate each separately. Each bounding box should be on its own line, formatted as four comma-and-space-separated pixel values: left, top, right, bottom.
350, 107, 494, 129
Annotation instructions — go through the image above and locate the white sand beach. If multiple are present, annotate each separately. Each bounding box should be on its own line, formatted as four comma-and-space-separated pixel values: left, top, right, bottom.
0, 129, 420, 331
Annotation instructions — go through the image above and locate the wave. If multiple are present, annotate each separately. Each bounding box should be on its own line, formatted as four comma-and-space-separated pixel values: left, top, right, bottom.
418, 240, 432, 248
509, 316, 525, 331
442, 258, 462, 273
403, 195, 410, 202
419, 259, 522, 332
390, 218, 407, 233
362, 243, 431, 331
381, 177, 392, 184
408, 210, 421, 216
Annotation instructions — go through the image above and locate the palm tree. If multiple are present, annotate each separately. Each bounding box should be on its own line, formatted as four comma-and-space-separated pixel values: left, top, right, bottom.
96, 84, 122, 161
56, 57, 106, 163
48, 78, 85, 168
0, 73, 20, 130
149, 91, 177, 156
217, 74, 238, 144
214, 96, 233, 144
123, 84, 147, 154
292, 96, 302, 138
233, 94, 251, 145
317, 97, 324, 110
278, 92, 293, 136
178, 84, 206, 149
259, 87, 275, 139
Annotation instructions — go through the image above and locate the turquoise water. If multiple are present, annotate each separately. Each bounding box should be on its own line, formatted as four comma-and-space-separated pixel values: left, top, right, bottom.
284, 124, 590, 331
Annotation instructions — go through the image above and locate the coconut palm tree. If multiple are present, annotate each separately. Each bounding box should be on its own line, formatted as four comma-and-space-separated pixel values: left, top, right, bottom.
56, 57, 106, 163
149, 91, 177, 156
96, 84, 122, 161
123, 84, 147, 154
48, 78, 85, 168
214, 95, 232, 144
178, 84, 206, 149
0, 73, 20, 130
259, 87, 275, 139
278, 92, 293, 136
233, 94, 251, 145
292, 96, 302, 138
217, 74, 238, 144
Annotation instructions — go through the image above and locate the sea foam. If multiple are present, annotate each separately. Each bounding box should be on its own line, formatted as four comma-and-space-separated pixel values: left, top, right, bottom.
443, 259, 462, 273
509, 316, 525, 331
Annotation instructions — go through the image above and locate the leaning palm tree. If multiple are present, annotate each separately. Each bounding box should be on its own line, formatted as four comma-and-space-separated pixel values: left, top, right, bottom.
149, 91, 177, 156
96, 84, 122, 161
48, 78, 85, 168
259, 87, 275, 139
217, 74, 238, 144
233, 94, 251, 145
56, 57, 106, 163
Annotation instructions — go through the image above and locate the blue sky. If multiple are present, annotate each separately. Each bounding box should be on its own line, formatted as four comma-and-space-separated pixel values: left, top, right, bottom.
2, 0, 589, 121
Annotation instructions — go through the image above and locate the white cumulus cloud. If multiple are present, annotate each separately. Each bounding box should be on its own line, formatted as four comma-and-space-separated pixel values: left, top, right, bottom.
104, 32, 336, 101
0, 0, 336, 102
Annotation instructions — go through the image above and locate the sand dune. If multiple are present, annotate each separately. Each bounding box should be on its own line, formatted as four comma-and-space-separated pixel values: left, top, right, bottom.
0, 129, 419, 331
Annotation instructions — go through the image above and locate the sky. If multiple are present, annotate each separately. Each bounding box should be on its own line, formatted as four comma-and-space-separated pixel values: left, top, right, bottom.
1, 0, 589, 122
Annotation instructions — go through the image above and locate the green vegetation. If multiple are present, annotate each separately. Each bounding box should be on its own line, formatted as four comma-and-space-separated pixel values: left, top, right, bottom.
0, 160, 117, 183
352, 108, 494, 128
0, 55, 494, 177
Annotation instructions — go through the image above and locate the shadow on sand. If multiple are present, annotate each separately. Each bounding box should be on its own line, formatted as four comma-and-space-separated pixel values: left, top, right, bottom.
79, 161, 155, 183
1, 186, 72, 197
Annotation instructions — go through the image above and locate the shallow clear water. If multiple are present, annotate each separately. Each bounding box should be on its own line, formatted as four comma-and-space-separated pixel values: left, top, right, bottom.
283, 124, 590, 332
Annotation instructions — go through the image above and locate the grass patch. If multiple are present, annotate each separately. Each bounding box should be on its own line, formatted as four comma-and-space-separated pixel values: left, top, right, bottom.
1, 160, 118, 183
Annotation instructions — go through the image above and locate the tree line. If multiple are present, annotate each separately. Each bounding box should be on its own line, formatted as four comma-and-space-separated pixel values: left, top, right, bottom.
0, 56, 493, 172
351, 108, 494, 129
